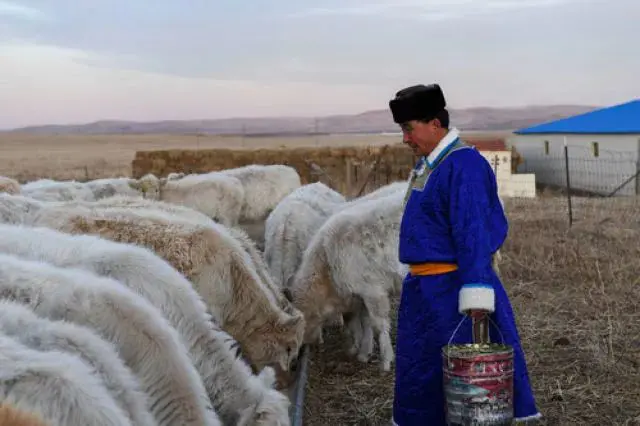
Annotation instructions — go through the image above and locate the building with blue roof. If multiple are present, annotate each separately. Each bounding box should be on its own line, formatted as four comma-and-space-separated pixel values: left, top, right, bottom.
510, 98, 640, 196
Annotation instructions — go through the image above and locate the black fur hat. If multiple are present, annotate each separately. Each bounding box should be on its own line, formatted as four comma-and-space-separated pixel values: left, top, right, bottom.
389, 84, 446, 124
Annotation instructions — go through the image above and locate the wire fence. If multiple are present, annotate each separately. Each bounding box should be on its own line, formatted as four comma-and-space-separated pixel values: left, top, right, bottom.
517, 145, 640, 225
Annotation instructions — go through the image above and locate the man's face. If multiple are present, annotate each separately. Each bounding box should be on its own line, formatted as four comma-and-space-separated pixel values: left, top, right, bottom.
400, 119, 441, 156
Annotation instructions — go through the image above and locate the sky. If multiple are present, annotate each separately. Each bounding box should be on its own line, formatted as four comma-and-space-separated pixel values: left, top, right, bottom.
1, 0, 639, 129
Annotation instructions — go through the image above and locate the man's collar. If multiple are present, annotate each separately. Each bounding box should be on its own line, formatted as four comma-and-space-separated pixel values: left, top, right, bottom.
426, 127, 460, 168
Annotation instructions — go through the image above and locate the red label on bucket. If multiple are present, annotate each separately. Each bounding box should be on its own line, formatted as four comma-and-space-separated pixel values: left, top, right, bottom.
442, 345, 514, 426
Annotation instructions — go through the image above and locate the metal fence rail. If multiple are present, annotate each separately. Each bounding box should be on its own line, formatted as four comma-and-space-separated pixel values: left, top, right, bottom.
289, 345, 310, 426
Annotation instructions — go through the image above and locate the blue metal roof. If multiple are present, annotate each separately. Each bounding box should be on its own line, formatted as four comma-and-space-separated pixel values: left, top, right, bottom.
514, 98, 640, 135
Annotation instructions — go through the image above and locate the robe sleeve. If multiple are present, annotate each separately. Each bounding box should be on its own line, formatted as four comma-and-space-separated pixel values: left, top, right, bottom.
448, 157, 504, 288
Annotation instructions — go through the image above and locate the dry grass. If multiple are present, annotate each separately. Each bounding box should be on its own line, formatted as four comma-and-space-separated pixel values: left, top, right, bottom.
0, 133, 395, 182
0, 131, 506, 182
304, 195, 640, 426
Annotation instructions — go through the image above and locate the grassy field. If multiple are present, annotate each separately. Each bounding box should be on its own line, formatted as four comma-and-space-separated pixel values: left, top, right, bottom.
304, 195, 640, 426
0, 131, 510, 182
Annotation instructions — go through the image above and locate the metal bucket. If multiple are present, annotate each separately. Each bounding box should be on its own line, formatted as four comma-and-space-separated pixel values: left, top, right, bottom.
442, 343, 514, 426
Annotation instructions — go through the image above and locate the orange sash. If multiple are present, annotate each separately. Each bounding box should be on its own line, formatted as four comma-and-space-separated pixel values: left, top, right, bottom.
409, 262, 458, 276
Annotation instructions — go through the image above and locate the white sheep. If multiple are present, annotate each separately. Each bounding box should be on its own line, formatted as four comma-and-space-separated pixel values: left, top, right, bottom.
84, 177, 143, 200
0, 300, 156, 426
263, 181, 407, 344
0, 253, 221, 426
127, 172, 245, 226
0, 333, 134, 426
0, 191, 295, 316
20, 180, 97, 202
66, 193, 216, 225
289, 190, 407, 371
0, 193, 43, 224
158, 172, 246, 227
263, 181, 406, 293
26, 204, 305, 375
220, 164, 302, 223
334, 181, 409, 354
0, 223, 291, 426
263, 182, 347, 290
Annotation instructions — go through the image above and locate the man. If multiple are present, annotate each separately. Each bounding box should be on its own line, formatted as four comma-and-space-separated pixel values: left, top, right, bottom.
389, 84, 541, 425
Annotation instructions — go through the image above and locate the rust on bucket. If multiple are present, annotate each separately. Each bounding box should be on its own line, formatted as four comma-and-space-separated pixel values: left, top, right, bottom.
442, 343, 514, 426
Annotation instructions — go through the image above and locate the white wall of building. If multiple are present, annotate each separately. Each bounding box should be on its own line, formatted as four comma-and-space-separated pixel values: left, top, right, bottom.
479, 150, 512, 179
478, 150, 536, 198
508, 133, 640, 196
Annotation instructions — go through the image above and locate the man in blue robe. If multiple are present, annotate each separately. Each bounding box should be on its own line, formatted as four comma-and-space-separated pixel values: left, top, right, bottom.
388, 84, 541, 425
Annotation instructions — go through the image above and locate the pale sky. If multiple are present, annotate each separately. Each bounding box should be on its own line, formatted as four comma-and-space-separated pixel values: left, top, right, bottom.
1, 0, 638, 129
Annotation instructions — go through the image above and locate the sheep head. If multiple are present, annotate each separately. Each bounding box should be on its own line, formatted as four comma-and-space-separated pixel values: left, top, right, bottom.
236, 382, 291, 426
243, 311, 305, 373
128, 174, 161, 199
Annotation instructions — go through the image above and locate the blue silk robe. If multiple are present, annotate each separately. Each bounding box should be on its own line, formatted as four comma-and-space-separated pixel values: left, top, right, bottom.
392, 132, 541, 425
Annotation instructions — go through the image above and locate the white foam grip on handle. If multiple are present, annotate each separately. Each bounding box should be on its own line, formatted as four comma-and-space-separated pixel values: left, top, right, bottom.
459, 284, 495, 314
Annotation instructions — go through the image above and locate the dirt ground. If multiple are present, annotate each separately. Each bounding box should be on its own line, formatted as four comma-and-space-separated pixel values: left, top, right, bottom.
303, 195, 640, 426
0, 131, 508, 183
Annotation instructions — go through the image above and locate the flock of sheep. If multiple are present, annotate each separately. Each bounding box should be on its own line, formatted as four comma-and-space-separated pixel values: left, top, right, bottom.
0, 164, 409, 426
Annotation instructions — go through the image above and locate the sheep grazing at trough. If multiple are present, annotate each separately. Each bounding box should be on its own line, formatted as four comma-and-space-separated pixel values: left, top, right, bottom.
0, 253, 221, 426
157, 172, 246, 227
125, 173, 162, 199
84, 177, 143, 200
0, 333, 134, 426
0, 191, 294, 312
263, 180, 406, 293
68, 193, 217, 226
264, 182, 347, 290
263, 181, 408, 340
17, 175, 158, 203
289, 190, 407, 372
220, 164, 302, 223
26, 205, 306, 376
0, 176, 20, 195
0, 300, 156, 426
20, 179, 97, 202
0, 223, 291, 426
52, 194, 295, 314
0, 403, 47, 426
125, 172, 245, 226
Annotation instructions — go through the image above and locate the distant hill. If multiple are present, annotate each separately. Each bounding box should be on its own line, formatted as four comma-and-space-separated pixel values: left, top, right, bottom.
4, 105, 597, 135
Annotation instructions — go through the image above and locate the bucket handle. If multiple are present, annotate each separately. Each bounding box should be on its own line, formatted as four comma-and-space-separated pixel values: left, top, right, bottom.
446, 313, 506, 349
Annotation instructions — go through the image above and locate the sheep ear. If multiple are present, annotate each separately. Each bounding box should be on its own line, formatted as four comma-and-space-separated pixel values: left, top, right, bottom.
283, 312, 303, 329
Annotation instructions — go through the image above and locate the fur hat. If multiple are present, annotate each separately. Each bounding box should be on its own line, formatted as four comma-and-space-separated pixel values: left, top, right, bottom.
389, 84, 446, 124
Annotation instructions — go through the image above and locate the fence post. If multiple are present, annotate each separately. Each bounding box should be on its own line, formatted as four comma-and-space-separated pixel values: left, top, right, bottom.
563, 137, 573, 227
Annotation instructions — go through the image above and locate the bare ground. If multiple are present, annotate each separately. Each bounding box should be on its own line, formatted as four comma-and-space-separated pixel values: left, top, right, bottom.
303, 195, 640, 426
